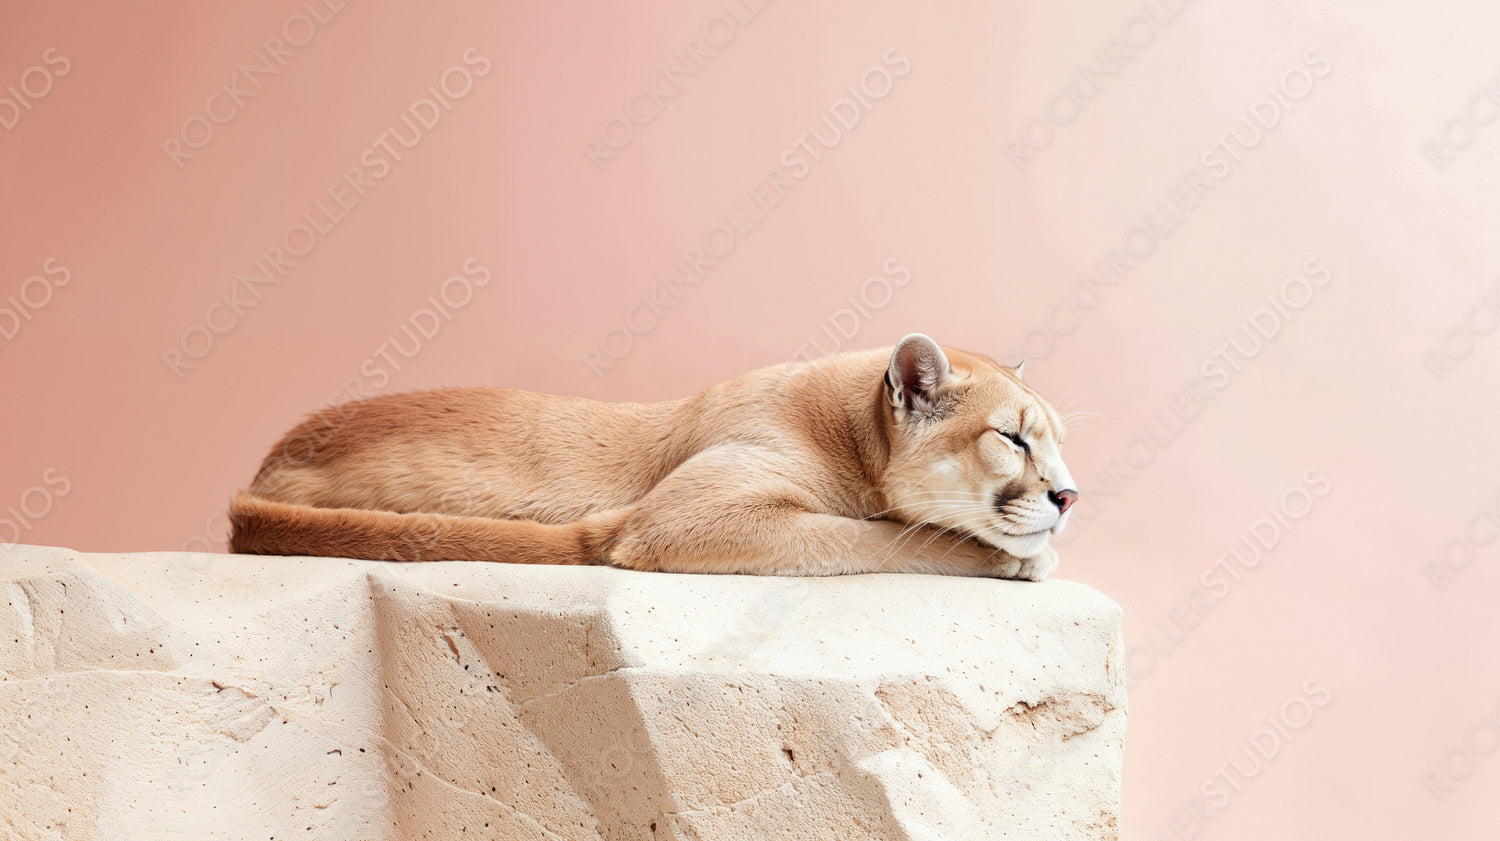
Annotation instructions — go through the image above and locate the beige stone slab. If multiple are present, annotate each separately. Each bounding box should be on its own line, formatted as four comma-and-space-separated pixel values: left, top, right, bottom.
0, 544, 1124, 840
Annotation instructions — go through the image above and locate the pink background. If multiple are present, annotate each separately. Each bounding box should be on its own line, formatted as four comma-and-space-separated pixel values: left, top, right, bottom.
3, 1, 1499, 837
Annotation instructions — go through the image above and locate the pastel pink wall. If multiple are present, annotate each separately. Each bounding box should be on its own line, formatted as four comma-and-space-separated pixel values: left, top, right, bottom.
3, 1, 1499, 837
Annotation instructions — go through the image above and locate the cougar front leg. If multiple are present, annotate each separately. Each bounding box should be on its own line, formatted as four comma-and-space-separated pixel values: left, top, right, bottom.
603, 446, 1045, 579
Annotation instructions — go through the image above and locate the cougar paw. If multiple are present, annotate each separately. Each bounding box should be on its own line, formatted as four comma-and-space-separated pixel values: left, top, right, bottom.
989, 544, 1059, 582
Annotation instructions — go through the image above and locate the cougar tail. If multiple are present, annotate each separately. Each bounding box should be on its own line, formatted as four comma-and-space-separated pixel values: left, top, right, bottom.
227, 492, 628, 564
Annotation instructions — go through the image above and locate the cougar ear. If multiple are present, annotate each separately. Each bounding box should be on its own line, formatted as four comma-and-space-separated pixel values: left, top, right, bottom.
885, 333, 951, 415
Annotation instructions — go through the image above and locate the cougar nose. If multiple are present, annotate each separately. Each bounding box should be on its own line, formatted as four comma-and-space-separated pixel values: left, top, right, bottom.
1049, 489, 1078, 515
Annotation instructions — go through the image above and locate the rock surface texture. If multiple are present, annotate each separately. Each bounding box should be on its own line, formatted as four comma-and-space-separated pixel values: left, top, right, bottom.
0, 544, 1125, 840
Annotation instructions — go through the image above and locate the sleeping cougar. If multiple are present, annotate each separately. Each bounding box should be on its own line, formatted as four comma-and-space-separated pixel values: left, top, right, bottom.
228, 333, 1079, 580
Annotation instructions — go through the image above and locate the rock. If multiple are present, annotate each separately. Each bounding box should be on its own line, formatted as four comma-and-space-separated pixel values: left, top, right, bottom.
0, 543, 1125, 840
